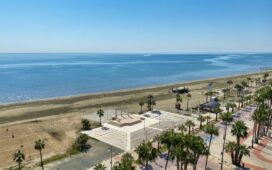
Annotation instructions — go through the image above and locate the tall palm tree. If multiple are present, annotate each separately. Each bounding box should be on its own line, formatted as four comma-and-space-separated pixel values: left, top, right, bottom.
231, 120, 248, 163
139, 101, 145, 113
231, 120, 248, 146
225, 142, 250, 166
203, 123, 219, 169
213, 107, 222, 121
225, 141, 236, 164
220, 112, 233, 170
115, 153, 135, 170
153, 134, 161, 152
146, 95, 156, 111
135, 141, 158, 170
225, 102, 232, 113
237, 145, 250, 165
204, 115, 211, 124
175, 93, 182, 110
94, 163, 106, 170
178, 124, 187, 134
230, 102, 237, 112
161, 130, 176, 170
13, 149, 25, 170
186, 93, 191, 110
97, 109, 104, 125
222, 88, 229, 100
234, 84, 244, 97
185, 120, 195, 134
227, 80, 234, 94
190, 135, 209, 170
34, 139, 45, 170
197, 115, 206, 129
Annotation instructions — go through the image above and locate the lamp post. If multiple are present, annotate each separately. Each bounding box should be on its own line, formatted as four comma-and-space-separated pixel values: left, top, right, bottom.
108, 146, 113, 170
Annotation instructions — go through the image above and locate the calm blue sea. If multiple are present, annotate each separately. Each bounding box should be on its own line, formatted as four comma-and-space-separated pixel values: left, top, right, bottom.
0, 53, 271, 104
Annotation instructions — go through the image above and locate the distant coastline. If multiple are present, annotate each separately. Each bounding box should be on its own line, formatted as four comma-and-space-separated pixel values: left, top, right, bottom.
1, 69, 270, 107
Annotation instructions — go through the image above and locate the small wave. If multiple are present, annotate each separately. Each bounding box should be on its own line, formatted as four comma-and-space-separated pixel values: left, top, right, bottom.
0, 60, 193, 69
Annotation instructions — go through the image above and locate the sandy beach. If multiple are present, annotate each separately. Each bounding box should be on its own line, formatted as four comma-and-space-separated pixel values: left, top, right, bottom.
0, 70, 270, 168
0, 70, 270, 125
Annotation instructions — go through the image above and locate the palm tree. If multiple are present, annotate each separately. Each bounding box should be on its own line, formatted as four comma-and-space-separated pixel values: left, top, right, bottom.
175, 93, 182, 110
203, 123, 219, 169
13, 149, 25, 170
231, 120, 248, 163
139, 101, 145, 113
146, 95, 156, 111
76, 133, 89, 151
97, 109, 104, 125
220, 112, 233, 170
190, 135, 209, 170
178, 124, 187, 134
241, 80, 249, 89
197, 115, 206, 129
225, 102, 231, 113
222, 88, 229, 100
230, 102, 237, 112
225, 142, 250, 166
204, 115, 211, 124
135, 141, 158, 170
231, 120, 248, 146
185, 120, 195, 134
213, 107, 222, 121
153, 134, 161, 152
234, 84, 244, 97
114, 153, 135, 170
94, 163, 106, 170
34, 139, 45, 170
237, 145, 250, 165
186, 93, 191, 110
81, 119, 91, 130
225, 141, 236, 164
227, 80, 234, 94
160, 130, 176, 170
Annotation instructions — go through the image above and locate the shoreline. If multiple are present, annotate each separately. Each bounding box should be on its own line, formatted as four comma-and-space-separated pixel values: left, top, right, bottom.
0, 69, 271, 108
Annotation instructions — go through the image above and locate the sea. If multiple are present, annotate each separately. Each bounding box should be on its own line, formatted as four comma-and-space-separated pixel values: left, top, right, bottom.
0, 53, 271, 104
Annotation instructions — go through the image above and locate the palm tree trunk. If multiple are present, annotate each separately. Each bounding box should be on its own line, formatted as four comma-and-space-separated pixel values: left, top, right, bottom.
146, 160, 148, 170
252, 122, 256, 148
205, 134, 213, 169
234, 136, 240, 164
220, 124, 228, 170
157, 141, 160, 152
177, 159, 180, 170
256, 123, 261, 144
193, 154, 199, 170
40, 150, 44, 170
165, 150, 170, 170
18, 162, 21, 170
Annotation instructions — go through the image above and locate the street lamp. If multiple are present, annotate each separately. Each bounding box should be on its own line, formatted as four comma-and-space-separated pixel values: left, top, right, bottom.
108, 146, 114, 170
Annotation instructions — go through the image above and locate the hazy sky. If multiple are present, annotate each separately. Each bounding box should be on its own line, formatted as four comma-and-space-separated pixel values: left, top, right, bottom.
0, 0, 271, 53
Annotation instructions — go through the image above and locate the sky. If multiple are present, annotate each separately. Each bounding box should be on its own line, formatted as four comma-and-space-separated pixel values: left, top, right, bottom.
0, 0, 271, 53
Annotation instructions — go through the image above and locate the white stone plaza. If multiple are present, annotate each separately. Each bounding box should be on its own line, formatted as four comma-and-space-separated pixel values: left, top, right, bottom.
82, 110, 193, 151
